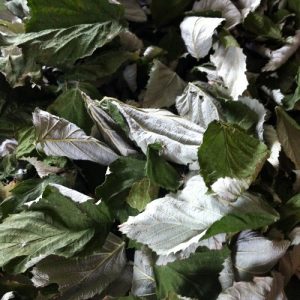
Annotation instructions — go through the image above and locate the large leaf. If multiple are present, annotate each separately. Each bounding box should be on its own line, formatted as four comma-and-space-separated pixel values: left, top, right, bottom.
233, 231, 290, 281
210, 43, 248, 99
33, 108, 118, 165
31, 233, 126, 300
154, 247, 229, 299
276, 107, 300, 169
0, 211, 94, 274
198, 121, 269, 188
105, 99, 203, 165
143, 60, 186, 108
193, 0, 242, 29
120, 175, 278, 256
26, 0, 124, 31
0, 21, 123, 68
180, 16, 224, 60
217, 272, 287, 300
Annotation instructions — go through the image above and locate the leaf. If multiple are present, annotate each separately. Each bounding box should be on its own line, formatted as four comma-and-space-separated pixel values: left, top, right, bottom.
0, 211, 94, 274
48, 85, 94, 134
0, 21, 124, 68
193, 0, 242, 29
150, 0, 194, 27
143, 60, 186, 108
120, 175, 278, 256
175, 82, 222, 129
180, 16, 224, 60
119, 0, 147, 23
233, 231, 290, 281
210, 43, 248, 99
26, 0, 124, 31
243, 12, 283, 41
126, 178, 158, 212
198, 121, 269, 188
31, 233, 126, 300
83, 93, 137, 156
154, 247, 229, 299
262, 30, 300, 72
33, 108, 118, 165
132, 249, 156, 298
21, 157, 63, 178
63, 50, 132, 83
146, 143, 181, 191
106, 99, 203, 165
276, 107, 300, 169
16, 127, 36, 158
217, 272, 287, 300
96, 156, 146, 201
279, 244, 300, 285
235, 0, 261, 18
279, 194, 300, 231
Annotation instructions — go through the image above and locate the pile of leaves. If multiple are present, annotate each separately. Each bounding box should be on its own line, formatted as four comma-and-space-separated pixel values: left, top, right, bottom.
0, 0, 300, 299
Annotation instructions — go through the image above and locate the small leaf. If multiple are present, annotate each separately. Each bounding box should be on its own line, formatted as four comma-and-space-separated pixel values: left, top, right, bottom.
180, 16, 225, 60
146, 143, 181, 191
143, 60, 186, 108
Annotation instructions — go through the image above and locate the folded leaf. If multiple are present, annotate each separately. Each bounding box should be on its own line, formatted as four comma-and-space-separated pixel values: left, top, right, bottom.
180, 16, 224, 60
211, 43, 248, 99
33, 108, 118, 165
217, 272, 287, 300
0, 211, 94, 274
106, 99, 203, 165
32, 233, 126, 300
143, 60, 186, 108
233, 231, 290, 281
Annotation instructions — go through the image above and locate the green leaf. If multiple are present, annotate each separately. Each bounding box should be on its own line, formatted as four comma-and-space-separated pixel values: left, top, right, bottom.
0, 21, 123, 68
276, 107, 300, 169
26, 0, 124, 31
203, 211, 279, 240
143, 59, 186, 108
198, 121, 269, 188
31, 233, 126, 300
280, 194, 300, 231
48, 85, 95, 134
96, 156, 146, 201
31, 185, 112, 232
151, 0, 194, 27
63, 50, 131, 83
146, 143, 181, 191
154, 247, 229, 299
243, 12, 283, 41
0, 211, 94, 273
287, 0, 300, 25
126, 177, 158, 212
16, 126, 36, 158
